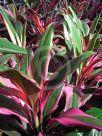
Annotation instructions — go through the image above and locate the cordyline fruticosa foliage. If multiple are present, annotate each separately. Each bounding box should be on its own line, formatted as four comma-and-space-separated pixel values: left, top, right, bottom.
0, 0, 102, 136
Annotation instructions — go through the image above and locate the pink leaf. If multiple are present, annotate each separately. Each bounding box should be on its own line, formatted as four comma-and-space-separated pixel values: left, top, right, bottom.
38, 132, 44, 136
63, 85, 73, 111
0, 108, 29, 123
49, 108, 102, 131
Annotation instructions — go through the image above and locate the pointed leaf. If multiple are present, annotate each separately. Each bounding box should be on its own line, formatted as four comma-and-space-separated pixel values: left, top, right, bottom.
15, 21, 23, 44
68, 6, 89, 36
0, 38, 27, 54
47, 51, 94, 90
63, 22, 73, 51
50, 108, 102, 131
0, 68, 40, 95
90, 12, 102, 33
88, 34, 99, 51
0, 93, 27, 118
0, 6, 21, 46
43, 87, 62, 118
0, 85, 28, 104
63, 86, 73, 111
32, 24, 53, 85
0, 108, 28, 123
63, 14, 82, 54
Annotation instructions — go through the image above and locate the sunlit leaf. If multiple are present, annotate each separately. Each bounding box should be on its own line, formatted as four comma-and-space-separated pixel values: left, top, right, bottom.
0, 6, 21, 47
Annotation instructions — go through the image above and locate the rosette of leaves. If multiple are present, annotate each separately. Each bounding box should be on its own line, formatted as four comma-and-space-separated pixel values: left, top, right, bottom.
0, 4, 102, 136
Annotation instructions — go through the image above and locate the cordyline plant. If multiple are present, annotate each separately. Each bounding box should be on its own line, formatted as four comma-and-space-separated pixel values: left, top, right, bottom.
0, 1, 102, 136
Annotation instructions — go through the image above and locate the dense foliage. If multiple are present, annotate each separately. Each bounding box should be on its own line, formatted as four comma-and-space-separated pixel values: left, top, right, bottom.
0, 0, 102, 136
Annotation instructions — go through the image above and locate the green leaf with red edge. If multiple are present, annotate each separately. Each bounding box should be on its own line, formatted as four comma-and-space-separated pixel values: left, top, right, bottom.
0, 68, 40, 95
46, 51, 94, 90
0, 38, 27, 54
32, 24, 53, 85
49, 108, 102, 131
43, 86, 62, 118
0, 6, 21, 47
89, 68, 102, 79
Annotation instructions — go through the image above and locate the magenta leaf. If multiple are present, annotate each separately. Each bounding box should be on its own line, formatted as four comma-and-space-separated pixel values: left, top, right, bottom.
0, 93, 27, 119
0, 85, 28, 104
59, 85, 82, 112
0, 68, 40, 95
0, 108, 28, 123
49, 108, 102, 131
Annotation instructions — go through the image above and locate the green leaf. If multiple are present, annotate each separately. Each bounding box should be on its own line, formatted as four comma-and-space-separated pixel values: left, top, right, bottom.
0, 54, 14, 65
73, 116, 102, 129
68, 6, 89, 36
50, 108, 102, 131
0, 6, 21, 47
0, 68, 39, 95
70, 91, 78, 108
21, 55, 28, 74
81, 21, 89, 36
0, 65, 10, 71
88, 34, 99, 51
88, 68, 102, 79
47, 51, 94, 89
32, 24, 53, 84
4, 131, 22, 136
86, 108, 102, 121
63, 22, 73, 51
43, 87, 62, 118
63, 14, 82, 55
0, 38, 27, 54
22, 21, 27, 49
15, 21, 23, 44
90, 12, 102, 33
